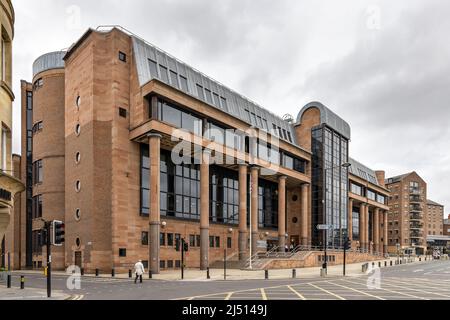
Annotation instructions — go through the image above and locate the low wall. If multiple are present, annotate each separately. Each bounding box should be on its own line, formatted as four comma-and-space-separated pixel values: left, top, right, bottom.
265, 251, 384, 269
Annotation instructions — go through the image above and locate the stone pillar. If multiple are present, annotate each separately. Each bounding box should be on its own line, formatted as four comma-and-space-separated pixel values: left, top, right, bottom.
374, 208, 380, 254
200, 150, 211, 270
148, 133, 162, 274
301, 184, 309, 246
278, 176, 287, 252
359, 204, 365, 251
238, 164, 248, 261
365, 205, 370, 252
348, 199, 353, 242
384, 211, 388, 254
250, 167, 259, 254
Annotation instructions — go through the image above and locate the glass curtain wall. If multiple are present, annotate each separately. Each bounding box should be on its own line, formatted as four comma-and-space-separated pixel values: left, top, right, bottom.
311, 125, 349, 248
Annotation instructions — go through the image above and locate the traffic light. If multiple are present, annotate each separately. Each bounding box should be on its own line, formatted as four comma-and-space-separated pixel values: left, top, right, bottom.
52, 220, 65, 246
183, 242, 189, 252
175, 239, 181, 252
344, 239, 351, 250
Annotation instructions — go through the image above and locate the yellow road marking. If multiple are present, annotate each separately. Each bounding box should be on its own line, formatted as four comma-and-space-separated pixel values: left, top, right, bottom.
287, 285, 306, 300
341, 279, 429, 300
327, 281, 385, 300
225, 293, 233, 300
309, 283, 345, 300
260, 289, 268, 300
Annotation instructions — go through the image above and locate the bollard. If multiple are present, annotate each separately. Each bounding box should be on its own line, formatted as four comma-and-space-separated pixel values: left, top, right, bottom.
372, 262, 375, 268
207, 268, 210, 280
95, 269, 99, 277
20, 276, 25, 289
7, 274, 11, 288
390, 261, 393, 266
265, 270, 269, 280
378, 262, 381, 268
292, 269, 296, 279
129, 270, 132, 278
400, 260, 402, 265
149, 270, 152, 279
111, 269, 115, 277
419, 257, 422, 262
81, 268, 85, 276
385, 261, 387, 267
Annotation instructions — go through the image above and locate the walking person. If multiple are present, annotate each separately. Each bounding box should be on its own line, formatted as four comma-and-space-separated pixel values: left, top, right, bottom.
134, 260, 145, 284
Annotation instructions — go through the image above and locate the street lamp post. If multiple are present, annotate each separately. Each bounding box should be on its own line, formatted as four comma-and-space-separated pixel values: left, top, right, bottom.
322, 162, 352, 274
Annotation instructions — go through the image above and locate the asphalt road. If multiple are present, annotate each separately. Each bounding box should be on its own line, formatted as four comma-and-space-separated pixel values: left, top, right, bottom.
3, 260, 450, 300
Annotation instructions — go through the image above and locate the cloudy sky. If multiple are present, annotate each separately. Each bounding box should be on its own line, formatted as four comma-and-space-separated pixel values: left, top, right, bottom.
12, 0, 450, 213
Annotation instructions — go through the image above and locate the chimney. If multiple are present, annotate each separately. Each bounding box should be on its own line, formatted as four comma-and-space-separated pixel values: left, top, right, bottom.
375, 171, 386, 187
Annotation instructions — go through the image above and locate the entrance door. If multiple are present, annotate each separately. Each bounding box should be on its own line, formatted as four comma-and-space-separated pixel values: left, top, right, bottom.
74, 251, 82, 269
290, 236, 300, 248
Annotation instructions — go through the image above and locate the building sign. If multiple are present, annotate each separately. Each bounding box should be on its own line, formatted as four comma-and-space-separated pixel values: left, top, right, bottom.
0, 188, 11, 202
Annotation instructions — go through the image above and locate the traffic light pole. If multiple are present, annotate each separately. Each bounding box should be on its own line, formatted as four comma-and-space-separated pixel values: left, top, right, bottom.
181, 239, 185, 280
46, 221, 51, 298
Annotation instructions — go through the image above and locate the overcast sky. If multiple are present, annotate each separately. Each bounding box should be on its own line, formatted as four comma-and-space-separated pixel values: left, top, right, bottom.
12, 0, 450, 214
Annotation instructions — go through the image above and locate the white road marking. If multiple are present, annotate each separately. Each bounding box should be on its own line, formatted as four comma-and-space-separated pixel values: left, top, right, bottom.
287, 286, 306, 300
341, 279, 429, 300
309, 283, 345, 300
383, 278, 450, 299
327, 281, 385, 300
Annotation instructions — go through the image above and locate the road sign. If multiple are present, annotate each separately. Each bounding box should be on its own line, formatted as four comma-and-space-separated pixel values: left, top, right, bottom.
317, 224, 333, 230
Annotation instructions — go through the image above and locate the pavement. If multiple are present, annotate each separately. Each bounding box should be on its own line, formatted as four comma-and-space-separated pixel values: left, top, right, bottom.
0, 286, 69, 300
0, 257, 448, 300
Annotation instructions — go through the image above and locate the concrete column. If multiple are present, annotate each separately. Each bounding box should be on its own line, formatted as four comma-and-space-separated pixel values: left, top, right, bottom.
359, 204, 365, 251
238, 164, 248, 261
374, 208, 380, 254
384, 211, 388, 254
301, 184, 309, 246
200, 150, 211, 270
250, 167, 259, 253
278, 176, 287, 252
365, 205, 370, 252
348, 199, 353, 242
148, 133, 162, 274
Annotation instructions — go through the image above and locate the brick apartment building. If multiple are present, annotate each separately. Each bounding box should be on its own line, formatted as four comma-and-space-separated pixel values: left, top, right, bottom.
6, 26, 390, 273
426, 200, 444, 236
385, 172, 427, 255
443, 215, 450, 237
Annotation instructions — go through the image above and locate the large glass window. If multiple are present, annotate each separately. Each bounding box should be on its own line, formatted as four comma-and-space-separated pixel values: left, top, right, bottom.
141, 147, 200, 220
367, 189, 376, 201
258, 179, 279, 229
350, 183, 363, 196
282, 153, 306, 174
158, 99, 202, 135
352, 209, 360, 241
377, 194, 386, 205
210, 166, 239, 225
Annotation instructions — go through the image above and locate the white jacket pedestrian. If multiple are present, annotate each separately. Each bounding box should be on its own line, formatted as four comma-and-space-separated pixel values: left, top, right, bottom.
134, 260, 145, 276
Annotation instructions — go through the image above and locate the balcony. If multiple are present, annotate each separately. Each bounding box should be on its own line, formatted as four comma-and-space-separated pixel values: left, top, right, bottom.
410, 222, 424, 229
409, 196, 422, 203
409, 188, 421, 195
410, 231, 424, 238
409, 206, 423, 213
409, 213, 423, 220
410, 240, 424, 246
